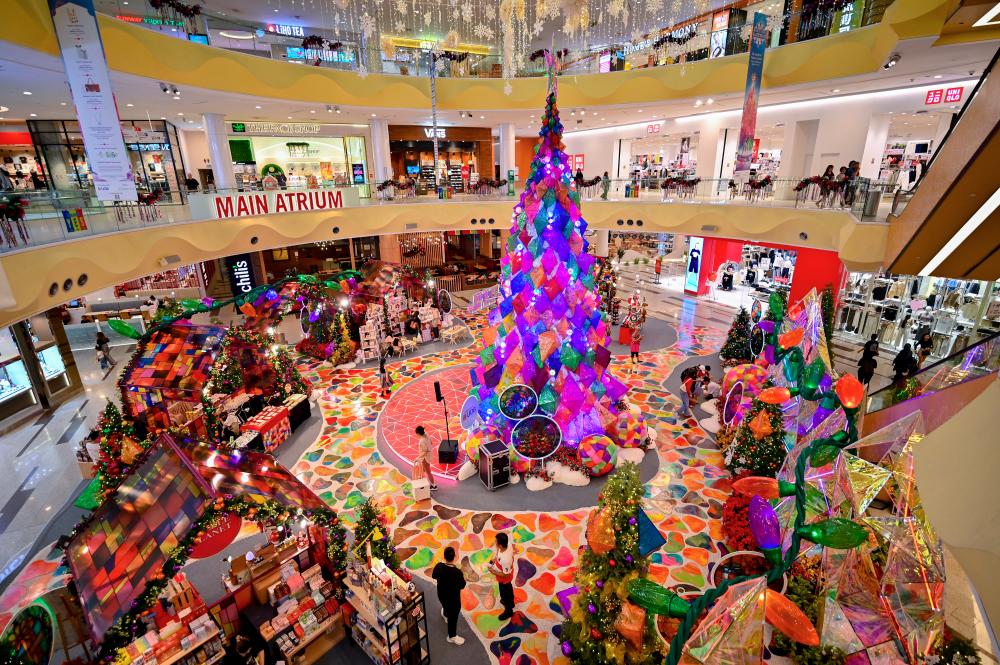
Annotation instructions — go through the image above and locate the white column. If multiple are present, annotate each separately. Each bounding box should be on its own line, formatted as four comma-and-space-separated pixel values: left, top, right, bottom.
201, 113, 236, 191
859, 114, 891, 179
776, 119, 818, 198
808, 108, 873, 176
369, 118, 392, 181
498, 122, 516, 182
592, 229, 609, 257
694, 123, 726, 191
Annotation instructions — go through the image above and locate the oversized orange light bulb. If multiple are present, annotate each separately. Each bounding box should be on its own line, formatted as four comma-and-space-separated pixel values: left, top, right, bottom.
764, 588, 820, 646
731, 476, 797, 499
758, 386, 791, 405
835, 374, 865, 409
778, 328, 805, 349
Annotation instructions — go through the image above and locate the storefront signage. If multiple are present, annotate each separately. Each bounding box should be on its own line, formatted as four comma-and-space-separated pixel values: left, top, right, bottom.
599, 51, 612, 73
188, 186, 362, 220
285, 47, 356, 63
684, 237, 704, 293
229, 122, 322, 135
624, 38, 653, 55
352, 163, 365, 184
225, 253, 257, 297
122, 126, 166, 142
423, 127, 447, 138
50, 0, 137, 202
734, 12, 768, 174
126, 142, 170, 152
266, 23, 305, 37
189, 513, 241, 558
646, 123, 661, 134
567, 153, 585, 172
669, 24, 698, 40
925, 87, 963, 104
116, 14, 185, 27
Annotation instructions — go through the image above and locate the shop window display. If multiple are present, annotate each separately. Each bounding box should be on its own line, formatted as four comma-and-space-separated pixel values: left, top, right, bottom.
228, 134, 369, 192
27, 119, 187, 202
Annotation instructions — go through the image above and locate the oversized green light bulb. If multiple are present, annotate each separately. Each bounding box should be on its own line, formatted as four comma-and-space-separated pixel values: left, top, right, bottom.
809, 443, 840, 468
800, 358, 827, 399
796, 518, 869, 549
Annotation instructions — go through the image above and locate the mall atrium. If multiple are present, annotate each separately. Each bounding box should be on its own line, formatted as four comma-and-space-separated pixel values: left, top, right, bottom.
0, 0, 997, 663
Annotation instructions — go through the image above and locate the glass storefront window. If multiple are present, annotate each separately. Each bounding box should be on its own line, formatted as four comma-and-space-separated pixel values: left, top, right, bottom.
28, 119, 187, 203
230, 134, 368, 192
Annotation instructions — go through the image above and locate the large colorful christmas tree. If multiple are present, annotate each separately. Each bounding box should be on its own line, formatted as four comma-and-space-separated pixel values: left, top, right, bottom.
469, 52, 629, 460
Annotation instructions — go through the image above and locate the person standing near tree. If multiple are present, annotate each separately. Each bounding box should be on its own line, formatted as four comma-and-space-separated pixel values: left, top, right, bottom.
629, 329, 642, 371
432, 546, 467, 645
378, 354, 394, 398
414, 425, 438, 491
490, 532, 516, 621
96, 331, 115, 367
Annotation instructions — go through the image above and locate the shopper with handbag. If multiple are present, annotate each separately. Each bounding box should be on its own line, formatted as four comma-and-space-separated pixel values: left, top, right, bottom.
489, 532, 516, 621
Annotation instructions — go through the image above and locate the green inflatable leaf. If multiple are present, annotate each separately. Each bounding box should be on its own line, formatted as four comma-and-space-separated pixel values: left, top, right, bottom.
298, 274, 319, 284
107, 319, 142, 340
179, 298, 202, 311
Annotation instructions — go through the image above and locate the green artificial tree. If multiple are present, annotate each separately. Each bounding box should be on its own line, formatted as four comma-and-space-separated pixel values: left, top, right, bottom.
329, 312, 355, 365
354, 497, 399, 570
271, 346, 311, 399
725, 380, 787, 477
720, 307, 754, 366
561, 463, 662, 665
210, 349, 244, 394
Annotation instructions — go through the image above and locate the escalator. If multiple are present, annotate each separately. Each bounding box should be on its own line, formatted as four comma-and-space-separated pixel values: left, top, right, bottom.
862, 330, 1000, 433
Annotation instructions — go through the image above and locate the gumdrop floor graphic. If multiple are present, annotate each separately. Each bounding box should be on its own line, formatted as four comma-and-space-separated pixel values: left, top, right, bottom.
292, 310, 728, 665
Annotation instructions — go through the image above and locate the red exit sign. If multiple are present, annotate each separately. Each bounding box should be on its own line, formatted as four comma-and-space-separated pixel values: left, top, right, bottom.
925, 87, 963, 105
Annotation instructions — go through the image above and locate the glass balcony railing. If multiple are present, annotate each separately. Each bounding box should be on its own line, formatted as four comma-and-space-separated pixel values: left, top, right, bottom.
865, 331, 1000, 413
0, 174, 889, 254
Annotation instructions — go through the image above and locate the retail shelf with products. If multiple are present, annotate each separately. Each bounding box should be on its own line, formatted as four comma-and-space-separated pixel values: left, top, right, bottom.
344, 557, 430, 665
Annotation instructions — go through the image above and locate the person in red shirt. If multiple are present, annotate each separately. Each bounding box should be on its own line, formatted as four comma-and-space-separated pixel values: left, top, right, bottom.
679, 373, 694, 418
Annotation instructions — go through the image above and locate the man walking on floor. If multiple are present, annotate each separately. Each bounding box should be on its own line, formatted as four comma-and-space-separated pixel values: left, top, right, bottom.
432, 546, 467, 645
490, 533, 516, 621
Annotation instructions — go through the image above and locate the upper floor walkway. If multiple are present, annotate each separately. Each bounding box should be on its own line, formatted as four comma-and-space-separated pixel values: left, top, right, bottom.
0, 176, 890, 329
3, 0, 984, 111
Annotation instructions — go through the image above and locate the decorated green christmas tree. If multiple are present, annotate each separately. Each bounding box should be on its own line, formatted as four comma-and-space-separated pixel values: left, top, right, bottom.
329, 312, 355, 365
271, 346, 312, 399
725, 380, 787, 477
561, 463, 666, 665
353, 497, 399, 570
720, 307, 754, 366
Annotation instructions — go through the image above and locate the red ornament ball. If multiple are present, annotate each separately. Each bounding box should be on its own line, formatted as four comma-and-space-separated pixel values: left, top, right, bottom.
608, 558, 616, 567
590, 628, 603, 640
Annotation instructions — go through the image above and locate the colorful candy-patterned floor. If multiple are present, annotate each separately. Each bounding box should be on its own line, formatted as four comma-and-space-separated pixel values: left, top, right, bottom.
292, 309, 730, 664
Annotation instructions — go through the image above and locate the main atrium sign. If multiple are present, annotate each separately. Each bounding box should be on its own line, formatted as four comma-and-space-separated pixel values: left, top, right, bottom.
188, 187, 361, 220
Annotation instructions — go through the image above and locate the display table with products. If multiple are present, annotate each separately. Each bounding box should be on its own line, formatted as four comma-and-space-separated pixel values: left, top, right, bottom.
284, 393, 311, 431
241, 405, 291, 452
343, 557, 430, 665
117, 585, 224, 665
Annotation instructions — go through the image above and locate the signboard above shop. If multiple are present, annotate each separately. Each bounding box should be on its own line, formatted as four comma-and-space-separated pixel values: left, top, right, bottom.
266, 23, 305, 37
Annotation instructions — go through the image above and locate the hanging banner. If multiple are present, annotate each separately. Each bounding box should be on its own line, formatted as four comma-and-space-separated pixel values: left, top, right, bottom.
734, 12, 768, 174
49, 0, 137, 202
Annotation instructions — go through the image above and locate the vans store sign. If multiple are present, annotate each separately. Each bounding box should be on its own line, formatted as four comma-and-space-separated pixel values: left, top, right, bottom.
188, 187, 362, 220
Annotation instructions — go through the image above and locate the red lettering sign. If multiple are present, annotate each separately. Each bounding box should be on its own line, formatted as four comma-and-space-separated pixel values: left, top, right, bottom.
647, 124, 661, 134
189, 513, 241, 559
924, 89, 943, 105
210, 189, 349, 219
945, 87, 963, 103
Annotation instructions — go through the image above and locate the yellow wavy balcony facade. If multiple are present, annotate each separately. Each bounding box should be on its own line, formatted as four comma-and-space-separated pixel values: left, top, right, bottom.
0, 201, 887, 329
3, 0, 963, 110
